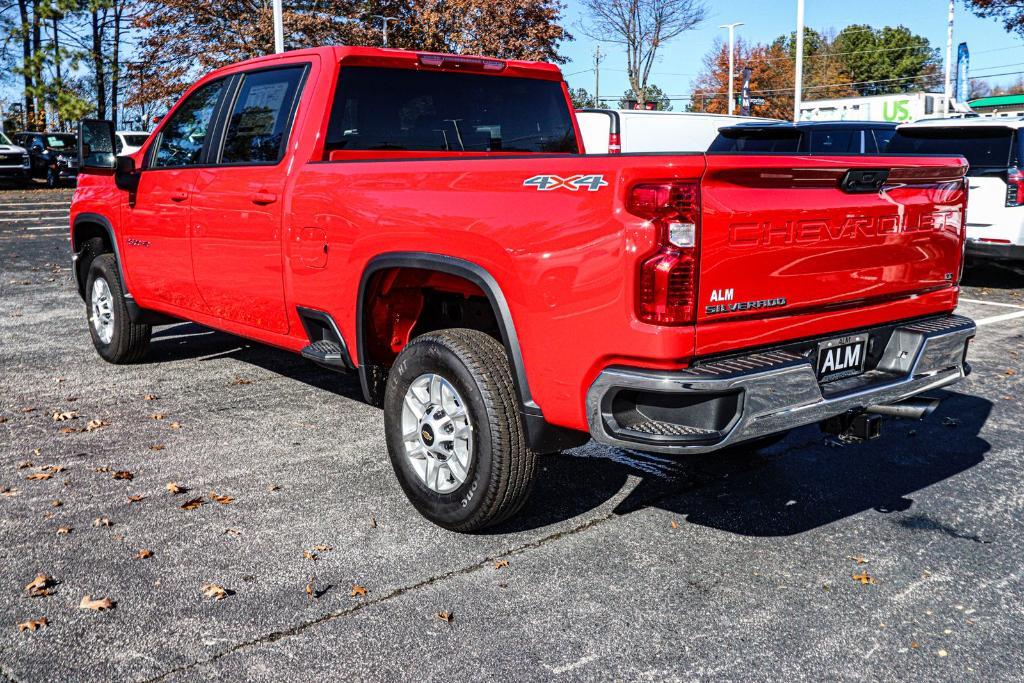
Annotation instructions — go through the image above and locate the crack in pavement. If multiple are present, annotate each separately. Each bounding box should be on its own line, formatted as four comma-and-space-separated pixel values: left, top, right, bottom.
144, 511, 616, 681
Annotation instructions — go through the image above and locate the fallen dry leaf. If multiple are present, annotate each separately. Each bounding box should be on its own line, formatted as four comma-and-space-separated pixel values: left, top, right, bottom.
671, 519, 679, 529
312, 544, 332, 552
21, 407, 36, 413
85, 419, 109, 432
201, 583, 229, 601
305, 579, 315, 600
41, 465, 66, 473
17, 461, 33, 469
25, 574, 54, 597
911, 642, 920, 650
231, 377, 252, 385
1, 487, 19, 497
369, 514, 377, 529
169, 422, 183, 430
135, 549, 154, 560
112, 471, 134, 481
92, 517, 112, 528
209, 491, 233, 505
25, 472, 53, 481
127, 494, 145, 504
852, 571, 877, 585
938, 649, 948, 658
180, 497, 205, 511
435, 611, 453, 623
93, 466, 110, 473
303, 551, 317, 561
149, 444, 165, 452
849, 555, 870, 565
143, 394, 159, 401
150, 413, 167, 420
493, 559, 509, 570
79, 595, 115, 611
224, 528, 242, 536
56, 527, 71, 535
265, 484, 280, 492
50, 500, 61, 508
1006, 369, 1017, 376
51, 410, 78, 422
165, 482, 186, 495
350, 584, 367, 598
17, 617, 48, 633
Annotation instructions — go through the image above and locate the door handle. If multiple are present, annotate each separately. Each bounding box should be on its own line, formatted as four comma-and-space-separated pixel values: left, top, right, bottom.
170, 190, 189, 202
252, 191, 278, 205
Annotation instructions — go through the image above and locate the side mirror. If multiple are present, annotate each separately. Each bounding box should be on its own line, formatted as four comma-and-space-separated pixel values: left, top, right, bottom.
78, 119, 116, 171
115, 155, 139, 193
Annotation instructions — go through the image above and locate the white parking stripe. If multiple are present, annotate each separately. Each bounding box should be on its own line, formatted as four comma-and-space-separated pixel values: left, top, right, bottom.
0, 215, 69, 222
0, 201, 70, 207
960, 298, 1024, 310
976, 310, 1024, 326
0, 208, 72, 214
26, 225, 68, 231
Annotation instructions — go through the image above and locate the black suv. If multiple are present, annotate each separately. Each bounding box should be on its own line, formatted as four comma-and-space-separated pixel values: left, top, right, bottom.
13, 132, 79, 187
708, 121, 899, 154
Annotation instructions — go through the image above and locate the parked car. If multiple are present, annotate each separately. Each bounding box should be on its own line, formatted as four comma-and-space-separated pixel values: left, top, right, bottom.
13, 131, 79, 187
0, 130, 31, 184
72, 46, 975, 531
889, 118, 1024, 264
576, 109, 781, 154
115, 131, 151, 156
708, 120, 900, 154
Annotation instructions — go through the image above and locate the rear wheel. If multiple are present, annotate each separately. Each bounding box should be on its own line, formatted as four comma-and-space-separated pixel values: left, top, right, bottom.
86, 253, 151, 363
383, 329, 535, 532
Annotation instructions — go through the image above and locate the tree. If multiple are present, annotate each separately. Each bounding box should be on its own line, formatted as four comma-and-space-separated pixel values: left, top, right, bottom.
689, 37, 799, 119
969, 79, 992, 100
831, 24, 941, 96
618, 83, 672, 110
569, 87, 606, 108
964, 0, 1024, 37
580, 0, 706, 107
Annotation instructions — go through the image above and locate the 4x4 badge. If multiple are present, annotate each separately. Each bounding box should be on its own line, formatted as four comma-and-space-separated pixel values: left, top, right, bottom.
523, 174, 608, 192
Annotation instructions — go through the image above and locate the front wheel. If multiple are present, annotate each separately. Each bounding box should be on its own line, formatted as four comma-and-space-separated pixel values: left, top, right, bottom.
85, 253, 151, 363
383, 329, 536, 532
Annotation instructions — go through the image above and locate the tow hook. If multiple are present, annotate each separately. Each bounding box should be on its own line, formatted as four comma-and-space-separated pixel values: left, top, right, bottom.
821, 412, 882, 442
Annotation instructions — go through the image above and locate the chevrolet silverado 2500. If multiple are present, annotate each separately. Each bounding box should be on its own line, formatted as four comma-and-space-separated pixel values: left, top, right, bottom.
71, 47, 976, 531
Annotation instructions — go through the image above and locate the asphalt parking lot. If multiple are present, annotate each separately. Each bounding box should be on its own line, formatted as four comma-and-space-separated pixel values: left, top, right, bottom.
1, 187, 1023, 682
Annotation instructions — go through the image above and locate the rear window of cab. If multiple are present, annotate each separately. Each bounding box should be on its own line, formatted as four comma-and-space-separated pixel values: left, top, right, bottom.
324, 66, 579, 157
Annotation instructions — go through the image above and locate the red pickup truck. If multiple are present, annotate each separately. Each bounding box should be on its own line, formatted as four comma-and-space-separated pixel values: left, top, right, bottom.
71, 46, 976, 531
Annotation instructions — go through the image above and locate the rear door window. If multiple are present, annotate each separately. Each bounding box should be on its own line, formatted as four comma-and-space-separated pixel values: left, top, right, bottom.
220, 66, 306, 164
325, 67, 578, 155
887, 127, 1014, 174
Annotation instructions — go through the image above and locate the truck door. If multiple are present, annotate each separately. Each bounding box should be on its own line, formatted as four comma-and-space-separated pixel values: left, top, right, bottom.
188, 65, 308, 334
121, 78, 228, 312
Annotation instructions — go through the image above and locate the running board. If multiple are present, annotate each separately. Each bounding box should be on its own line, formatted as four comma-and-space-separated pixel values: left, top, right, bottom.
301, 340, 348, 369
296, 306, 353, 370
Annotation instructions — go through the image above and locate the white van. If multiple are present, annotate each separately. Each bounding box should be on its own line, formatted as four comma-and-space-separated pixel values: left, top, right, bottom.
891, 118, 1024, 264
575, 109, 781, 154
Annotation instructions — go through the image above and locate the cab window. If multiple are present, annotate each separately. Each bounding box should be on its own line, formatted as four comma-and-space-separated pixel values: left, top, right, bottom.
152, 79, 226, 167
219, 66, 306, 164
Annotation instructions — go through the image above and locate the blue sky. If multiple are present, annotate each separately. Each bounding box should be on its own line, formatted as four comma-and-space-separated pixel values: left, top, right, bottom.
558, 0, 1024, 104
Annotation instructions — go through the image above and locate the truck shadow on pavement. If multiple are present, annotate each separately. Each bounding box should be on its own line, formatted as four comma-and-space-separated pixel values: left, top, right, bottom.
498, 390, 992, 537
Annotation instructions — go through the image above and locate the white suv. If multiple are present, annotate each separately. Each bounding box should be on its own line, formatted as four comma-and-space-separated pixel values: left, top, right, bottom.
892, 118, 1024, 264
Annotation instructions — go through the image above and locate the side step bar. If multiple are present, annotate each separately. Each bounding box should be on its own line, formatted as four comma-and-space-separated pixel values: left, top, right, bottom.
297, 306, 353, 371
301, 339, 348, 369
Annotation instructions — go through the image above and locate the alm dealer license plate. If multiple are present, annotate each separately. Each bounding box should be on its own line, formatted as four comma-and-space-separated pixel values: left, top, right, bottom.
816, 333, 869, 383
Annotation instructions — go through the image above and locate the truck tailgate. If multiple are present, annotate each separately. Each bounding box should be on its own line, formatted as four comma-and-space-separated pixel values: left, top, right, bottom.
697, 155, 967, 334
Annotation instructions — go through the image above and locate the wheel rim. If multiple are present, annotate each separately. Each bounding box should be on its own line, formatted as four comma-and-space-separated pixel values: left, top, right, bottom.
90, 277, 115, 344
401, 373, 474, 494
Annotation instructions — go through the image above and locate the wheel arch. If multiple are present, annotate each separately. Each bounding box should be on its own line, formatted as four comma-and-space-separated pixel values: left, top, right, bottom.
72, 213, 128, 300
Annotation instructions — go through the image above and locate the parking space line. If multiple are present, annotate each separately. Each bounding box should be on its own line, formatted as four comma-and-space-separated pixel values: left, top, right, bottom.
0, 208, 72, 214
26, 225, 68, 231
0, 215, 69, 222
960, 298, 1024, 310
976, 310, 1024, 326
0, 201, 70, 207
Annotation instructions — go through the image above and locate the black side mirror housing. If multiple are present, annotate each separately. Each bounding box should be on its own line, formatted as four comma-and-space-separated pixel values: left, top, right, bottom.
78, 119, 116, 171
115, 155, 139, 193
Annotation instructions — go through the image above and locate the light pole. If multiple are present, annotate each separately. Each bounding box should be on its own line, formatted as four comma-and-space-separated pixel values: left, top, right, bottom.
273, 0, 284, 53
793, 0, 805, 122
944, 0, 954, 115
374, 15, 398, 48
720, 22, 743, 116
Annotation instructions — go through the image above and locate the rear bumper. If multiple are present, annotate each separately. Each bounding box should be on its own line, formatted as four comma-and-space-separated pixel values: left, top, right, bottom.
966, 239, 1024, 263
0, 166, 29, 179
586, 314, 975, 454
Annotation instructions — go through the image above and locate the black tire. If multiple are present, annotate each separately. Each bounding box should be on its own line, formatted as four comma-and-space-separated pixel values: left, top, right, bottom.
383, 329, 536, 532
85, 253, 151, 363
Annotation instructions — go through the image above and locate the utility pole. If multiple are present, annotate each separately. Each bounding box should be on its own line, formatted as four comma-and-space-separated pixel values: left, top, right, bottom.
272, 0, 284, 53
944, 0, 954, 115
720, 22, 743, 116
593, 45, 603, 107
793, 0, 805, 122
374, 15, 398, 48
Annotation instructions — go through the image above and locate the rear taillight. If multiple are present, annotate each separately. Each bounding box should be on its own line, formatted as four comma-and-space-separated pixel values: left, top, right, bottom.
1006, 167, 1024, 206
629, 181, 699, 325
608, 133, 621, 154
